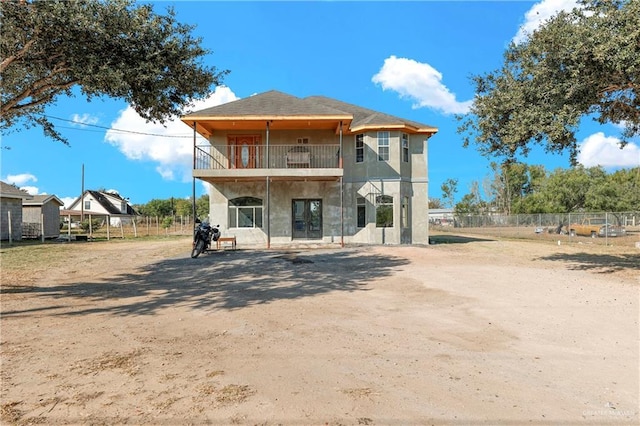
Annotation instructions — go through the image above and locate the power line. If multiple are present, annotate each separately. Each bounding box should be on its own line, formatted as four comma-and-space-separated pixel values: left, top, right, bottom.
43, 114, 194, 138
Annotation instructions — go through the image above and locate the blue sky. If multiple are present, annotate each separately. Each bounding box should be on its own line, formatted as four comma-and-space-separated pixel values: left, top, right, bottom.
2, 0, 639, 208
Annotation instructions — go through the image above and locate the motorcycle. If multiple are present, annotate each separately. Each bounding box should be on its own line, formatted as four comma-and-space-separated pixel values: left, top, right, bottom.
191, 220, 221, 258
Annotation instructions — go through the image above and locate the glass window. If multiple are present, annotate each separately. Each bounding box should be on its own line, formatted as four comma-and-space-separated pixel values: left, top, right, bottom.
228, 197, 263, 228
401, 196, 409, 228
84, 200, 91, 210
376, 195, 393, 228
377, 131, 389, 161
402, 133, 409, 163
355, 134, 364, 163
357, 196, 366, 228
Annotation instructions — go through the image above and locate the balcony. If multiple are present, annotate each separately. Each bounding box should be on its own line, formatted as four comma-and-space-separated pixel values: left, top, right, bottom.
194, 144, 343, 182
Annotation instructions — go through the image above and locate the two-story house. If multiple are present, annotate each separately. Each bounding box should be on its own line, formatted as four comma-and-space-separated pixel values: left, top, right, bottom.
181, 90, 437, 247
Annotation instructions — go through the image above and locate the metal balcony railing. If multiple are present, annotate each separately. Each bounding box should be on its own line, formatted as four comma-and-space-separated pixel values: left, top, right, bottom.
195, 144, 342, 170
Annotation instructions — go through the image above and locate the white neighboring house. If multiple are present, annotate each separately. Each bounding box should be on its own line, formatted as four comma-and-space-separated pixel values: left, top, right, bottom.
66, 190, 138, 226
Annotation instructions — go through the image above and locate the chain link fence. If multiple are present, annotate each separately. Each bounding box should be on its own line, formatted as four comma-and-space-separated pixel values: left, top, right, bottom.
431, 211, 640, 247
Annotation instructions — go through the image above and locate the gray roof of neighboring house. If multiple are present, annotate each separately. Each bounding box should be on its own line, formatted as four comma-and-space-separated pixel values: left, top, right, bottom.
23, 194, 64, 207
0, 181, 33, 199
183, 90, 437, 133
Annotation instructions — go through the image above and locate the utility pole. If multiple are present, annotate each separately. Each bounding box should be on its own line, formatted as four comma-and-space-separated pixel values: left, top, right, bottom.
81, 163, 85, 222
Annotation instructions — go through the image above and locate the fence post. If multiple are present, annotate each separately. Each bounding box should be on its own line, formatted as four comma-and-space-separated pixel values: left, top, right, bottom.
41, 213, 45, 243
133, 219, 137, 238
605, 212, 609, 247
8, 210, 12, 244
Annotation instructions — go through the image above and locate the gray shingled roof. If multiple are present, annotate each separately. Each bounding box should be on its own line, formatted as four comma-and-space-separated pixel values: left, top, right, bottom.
23, 194, 64, 206
67, 190, 138, 216
0, 181, 33, 199
183, 90, 436, 132
306, 95, 435, 131
184, 90, 351, 118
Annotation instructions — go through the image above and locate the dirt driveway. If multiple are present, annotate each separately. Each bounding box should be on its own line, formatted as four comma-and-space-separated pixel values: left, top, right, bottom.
1, 235, 638, 425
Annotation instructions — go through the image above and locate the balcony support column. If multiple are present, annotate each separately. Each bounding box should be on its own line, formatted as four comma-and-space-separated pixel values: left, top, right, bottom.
266, 121, 271, 249
266, 176, 271, 249
266, 121, 270, 167
192, 121, 197, 227
339, 120, 344, 247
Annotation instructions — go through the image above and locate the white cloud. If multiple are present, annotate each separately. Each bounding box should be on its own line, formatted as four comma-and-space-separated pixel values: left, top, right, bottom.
20, 186, 40, 195
105, 86, 239, 182
60, 197, 77, 209
71, 113, 99, 127
5, 173, 37, 186
372, 55, 472, 115
577, 132, 640, 168
513, 0, 580, 44
201, 181, 211, 196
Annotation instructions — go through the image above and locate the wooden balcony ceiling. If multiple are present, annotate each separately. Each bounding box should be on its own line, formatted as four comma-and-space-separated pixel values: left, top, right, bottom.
181, 90, 438, 139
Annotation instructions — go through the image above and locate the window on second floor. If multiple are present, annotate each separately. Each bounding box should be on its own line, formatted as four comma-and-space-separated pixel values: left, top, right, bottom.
355, 134, 364, 163
402, 133, 409, 163
84, 200, 91, 210
377, 131, 389, 161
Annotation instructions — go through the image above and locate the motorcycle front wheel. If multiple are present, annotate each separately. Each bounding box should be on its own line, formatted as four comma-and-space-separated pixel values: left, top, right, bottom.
191, 238, 206, 258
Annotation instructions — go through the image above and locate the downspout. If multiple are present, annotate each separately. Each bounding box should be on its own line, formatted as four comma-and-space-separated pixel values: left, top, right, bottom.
192, 121, 197, 226
266, 121, 271, 249
339, 120, 344, 247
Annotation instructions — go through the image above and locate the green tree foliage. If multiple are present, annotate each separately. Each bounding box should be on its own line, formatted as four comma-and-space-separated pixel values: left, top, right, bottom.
440, 178, 458, 208
136, 195, 210, 219
139, 199, 172, 217
0, 0, 228, 144
161, 216, 173, 230
455, 164, 640, 214
173, 198, 192, 216
80, 218, 102, 233
196, 194, 210, 220
428, 198, 443, 209
454, 193, 483, 216
457, 0, 640, 163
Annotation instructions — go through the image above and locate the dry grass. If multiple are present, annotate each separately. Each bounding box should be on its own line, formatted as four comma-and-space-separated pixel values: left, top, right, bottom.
73, 349, 145, 376
216, 384, 255, 404
1, 401, 23, 424
206, 369, 225, 378
340, 387, 378, 400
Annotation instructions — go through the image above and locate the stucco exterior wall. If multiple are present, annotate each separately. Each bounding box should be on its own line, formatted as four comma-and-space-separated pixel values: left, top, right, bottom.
1, 197, 23, 240
209, 180, 343, 245
206, 129, 430, 246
